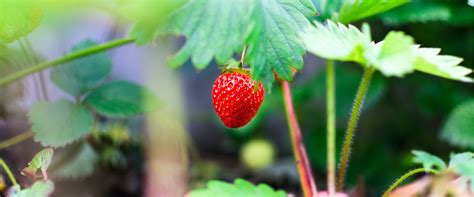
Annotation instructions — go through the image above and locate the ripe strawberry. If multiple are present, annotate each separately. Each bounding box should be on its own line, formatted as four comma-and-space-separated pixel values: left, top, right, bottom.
212, 70, 264, 128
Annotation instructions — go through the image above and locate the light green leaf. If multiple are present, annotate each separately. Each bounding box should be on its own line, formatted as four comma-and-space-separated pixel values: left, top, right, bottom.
412, 150, 447, 171
0, 1, 43, 44
338, 0, 409, 24
381, 2, 451, 25
50, 40, 112, 96
367, 31, 415, 77
29, 100, 93, 147
247, 0, 318, 88
167, 0, 254, 68
83, 81, 160, 118
51, 142, 98, 179
300, 20, 369, 65
448, 152, 474, 190
441, 100, 474, 148
21, 148, 54, 179
9, 180, 54, 197
189, 179, 286, 197
413, 46, 472, 82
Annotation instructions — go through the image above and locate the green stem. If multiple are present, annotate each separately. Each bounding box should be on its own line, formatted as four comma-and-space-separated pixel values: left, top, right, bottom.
382, 168, 439, 197
0, 158, 18, 186
281, 81, 317, 197
0, 131, 34, 150
0, 38, 135, 87
337, 67, 375, 191
326, 60, 336, 195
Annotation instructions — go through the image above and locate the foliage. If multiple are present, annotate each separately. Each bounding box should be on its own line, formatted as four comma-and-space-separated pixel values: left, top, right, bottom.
338, 0, 409, 24
50, 40, 112, 96
0, 1, 43, 44
189, 179, 286, 197
412, 150, 474, 190
380, 2, 451, 25
29, 100, 94, 147
21, 148, 54, 180
8, 180, 54, 197
441, 99, 474, 149
301, 21, 473, 82
84, 81, 160, 118
132, 0, 317, 89
51, 142, 99, 179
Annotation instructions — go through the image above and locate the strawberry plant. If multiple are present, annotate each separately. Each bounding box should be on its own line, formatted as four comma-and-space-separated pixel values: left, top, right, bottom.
0, 0, 473, 196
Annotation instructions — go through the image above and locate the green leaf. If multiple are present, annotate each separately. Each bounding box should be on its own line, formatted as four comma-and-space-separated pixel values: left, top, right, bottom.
83, 81, 160, 118
51, 142, 99, 179
441, 100, 474, 148
247, 0, 317, 88
300, 20, 370, 65
338, 0, 409, 24
366, 31, 415, 77
189, 179, 286, 197
413, 46, 473, 82
448, 152, 474, 190
122, 0, 188, 45
0, 2, 43, 44
167, 0, 254, 68
21, 148, 54, 180
50, 40, 112, 96
380, 2, 451, 25
314, 0, 344, 19
29, 100, 94, 147
9, 180, 54, 197
302, 21, 472, 81
412, 150, 447, 171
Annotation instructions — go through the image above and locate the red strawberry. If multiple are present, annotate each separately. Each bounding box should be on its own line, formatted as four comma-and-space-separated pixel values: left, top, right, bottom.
212, 70, 264, 128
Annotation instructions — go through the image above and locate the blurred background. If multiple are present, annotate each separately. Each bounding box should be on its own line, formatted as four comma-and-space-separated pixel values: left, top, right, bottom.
0, 0, 473, 196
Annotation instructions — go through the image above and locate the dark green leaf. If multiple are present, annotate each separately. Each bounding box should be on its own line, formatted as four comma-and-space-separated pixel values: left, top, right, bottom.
29, 100, 93, 147
338, 0, 409, 24
84, 81, 160, 118
380, 2, 451, 25
412, 150, 446, 171
50, 40, 112, 96
189, 179, 286, 197
0, 1, 43, 44
441, 100, 474, 148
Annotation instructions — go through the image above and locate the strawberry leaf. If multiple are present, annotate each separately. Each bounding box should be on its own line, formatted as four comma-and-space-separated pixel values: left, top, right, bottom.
338, 0, 409, 24
83, 81, 160, 118
380, 2, 451, 26
8, 180, 54, 197
412, 150, 447, 172
441, 100, 474, 148
29, 100, 93, 147
50, 40, 112, 96
51, 142, 98, 179
189, 179, 286, 197
0, 1, 43, 44
21, 148, 54, 180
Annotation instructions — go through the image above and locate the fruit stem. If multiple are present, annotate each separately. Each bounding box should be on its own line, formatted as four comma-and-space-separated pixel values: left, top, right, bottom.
382, 168, 439, 197
0, 158, 18, 186
281, 81, 318, 197
337, 67, 375, 191
0, 131, 34, 150
326, 60, 336, 196
240, 46, 247, 68
0, 38, 135, 87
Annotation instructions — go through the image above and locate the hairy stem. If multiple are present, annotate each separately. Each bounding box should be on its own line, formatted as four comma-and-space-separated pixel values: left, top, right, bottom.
281, 81, 317, 197
382, 168, 439, 197
0, 158, 18, 186
326, 60, 336, 195
0, 38, 135, 87
0, 131, 34, 150
337, 67, 375, 191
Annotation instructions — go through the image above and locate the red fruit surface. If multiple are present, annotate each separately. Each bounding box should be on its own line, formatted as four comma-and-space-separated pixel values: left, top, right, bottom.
212, 71, 264, 128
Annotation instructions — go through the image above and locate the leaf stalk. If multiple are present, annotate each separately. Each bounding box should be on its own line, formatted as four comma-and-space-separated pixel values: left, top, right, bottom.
326, 60, 336, 195
382, 168, 439, 197
281, 81, 317, 197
